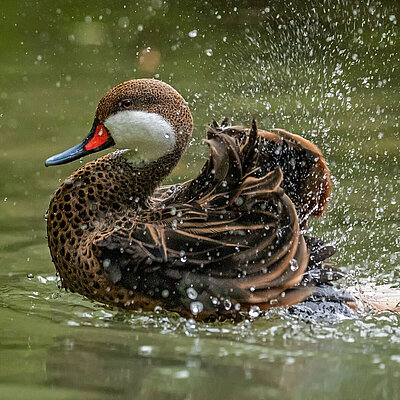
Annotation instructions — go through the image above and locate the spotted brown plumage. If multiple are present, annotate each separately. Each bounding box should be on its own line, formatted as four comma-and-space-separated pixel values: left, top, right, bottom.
46, 79, 350, 320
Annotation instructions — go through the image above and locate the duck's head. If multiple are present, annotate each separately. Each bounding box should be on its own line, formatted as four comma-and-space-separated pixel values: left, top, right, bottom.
45, 79, 193, 167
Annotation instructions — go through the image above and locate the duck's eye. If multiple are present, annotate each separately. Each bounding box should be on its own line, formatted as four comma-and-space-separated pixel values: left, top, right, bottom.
120, 99, 132, 109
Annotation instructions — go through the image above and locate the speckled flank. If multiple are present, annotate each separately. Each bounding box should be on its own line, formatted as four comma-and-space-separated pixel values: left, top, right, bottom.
47, 79, 344, 321
47, 153, 164, 309
48, 79, 193, 311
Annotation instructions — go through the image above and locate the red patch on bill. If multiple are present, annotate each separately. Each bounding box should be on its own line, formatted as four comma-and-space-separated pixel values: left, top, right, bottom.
85, 125, 110, 150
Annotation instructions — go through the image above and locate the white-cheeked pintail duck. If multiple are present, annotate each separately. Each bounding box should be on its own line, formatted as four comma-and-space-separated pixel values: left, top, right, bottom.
45, 79, 400, 320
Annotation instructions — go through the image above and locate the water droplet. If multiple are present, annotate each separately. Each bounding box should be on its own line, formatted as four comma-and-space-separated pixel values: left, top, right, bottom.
118, 16, 130, 28
174, 370, 190, 379
185, 318, 197, 332
190, 301, 204, 315
290, 259, 299, 271
187, 287, 198, 300
161, 289, 169, 298
188, 29, 197, 38
138, 345, 152, 356
223, 298, 232, 310
234, 196, 244, 206
249, 306, 261, 318
211, 296, 219, 305
205, 49, 213, 57
180, 250, 187, 263
27, 273, 34, 280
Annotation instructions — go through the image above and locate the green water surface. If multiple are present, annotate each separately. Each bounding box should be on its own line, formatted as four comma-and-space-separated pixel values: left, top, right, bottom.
1, 1, 399, 399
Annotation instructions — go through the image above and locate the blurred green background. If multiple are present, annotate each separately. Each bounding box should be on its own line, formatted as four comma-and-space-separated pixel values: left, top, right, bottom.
0, 1, 399, 399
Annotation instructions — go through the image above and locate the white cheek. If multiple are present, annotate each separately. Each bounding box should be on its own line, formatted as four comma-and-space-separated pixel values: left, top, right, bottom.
104, 110, 176, 162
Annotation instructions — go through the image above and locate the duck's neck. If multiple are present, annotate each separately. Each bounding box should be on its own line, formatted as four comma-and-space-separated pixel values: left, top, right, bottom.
102, 147, 183, 206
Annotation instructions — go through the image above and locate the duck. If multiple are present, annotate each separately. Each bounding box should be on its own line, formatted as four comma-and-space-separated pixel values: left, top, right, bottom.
45, 79, 397, 320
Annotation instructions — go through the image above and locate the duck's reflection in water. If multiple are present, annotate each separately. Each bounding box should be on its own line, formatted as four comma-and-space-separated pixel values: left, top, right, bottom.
45, 330, 304, 400
44, 325, 394, 400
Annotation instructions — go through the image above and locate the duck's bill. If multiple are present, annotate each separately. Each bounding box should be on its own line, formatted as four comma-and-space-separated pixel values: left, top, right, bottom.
45, 119, 115, 167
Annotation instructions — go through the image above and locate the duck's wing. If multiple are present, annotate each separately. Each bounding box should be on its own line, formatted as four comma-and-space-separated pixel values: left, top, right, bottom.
93, 122, 343, 320
153, 122, 331, 225
212, 122, 331, 226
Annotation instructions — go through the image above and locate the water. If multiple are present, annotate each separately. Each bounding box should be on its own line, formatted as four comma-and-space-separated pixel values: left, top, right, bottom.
1, 1, 399, 398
